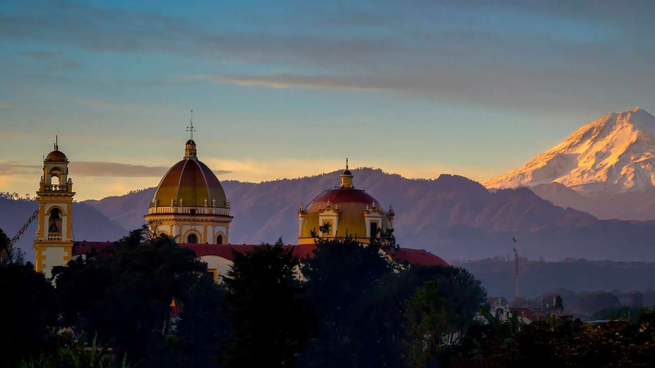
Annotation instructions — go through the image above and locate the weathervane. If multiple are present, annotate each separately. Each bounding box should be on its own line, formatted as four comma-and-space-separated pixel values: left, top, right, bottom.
186, 110, 196, 140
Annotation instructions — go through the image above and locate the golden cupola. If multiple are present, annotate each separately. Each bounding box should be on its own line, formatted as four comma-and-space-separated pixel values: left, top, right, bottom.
145, 120, 232, 245
298, 160, 394, 245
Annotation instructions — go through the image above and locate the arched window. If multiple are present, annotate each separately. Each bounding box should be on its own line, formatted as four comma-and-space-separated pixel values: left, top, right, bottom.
187, 233, 198, 244
48, 208, 62, 233
216, 234, 223, 244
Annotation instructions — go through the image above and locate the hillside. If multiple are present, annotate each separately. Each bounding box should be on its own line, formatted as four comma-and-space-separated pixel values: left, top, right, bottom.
84, 168, 655, 261
457, 258, 655, 299
529, 183, 655, 221
0, 197, 128, 261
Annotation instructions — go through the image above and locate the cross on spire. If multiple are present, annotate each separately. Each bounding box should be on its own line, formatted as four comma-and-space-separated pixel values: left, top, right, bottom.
186, 110, 196, 140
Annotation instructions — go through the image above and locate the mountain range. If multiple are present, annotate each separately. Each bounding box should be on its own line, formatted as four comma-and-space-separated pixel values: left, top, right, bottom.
76, 168, 655, 262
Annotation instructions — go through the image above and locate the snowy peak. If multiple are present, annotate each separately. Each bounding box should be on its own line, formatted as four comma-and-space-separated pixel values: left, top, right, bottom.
485, 108, 655, 194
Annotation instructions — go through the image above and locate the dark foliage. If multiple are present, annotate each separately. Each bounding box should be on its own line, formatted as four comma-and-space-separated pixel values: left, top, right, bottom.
222, 240, 315, 368
52, 226, 209, 363
0, 259, 59, 367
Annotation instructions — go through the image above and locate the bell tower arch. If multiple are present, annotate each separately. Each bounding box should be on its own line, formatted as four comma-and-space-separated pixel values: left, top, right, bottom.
33, 138, 75, 278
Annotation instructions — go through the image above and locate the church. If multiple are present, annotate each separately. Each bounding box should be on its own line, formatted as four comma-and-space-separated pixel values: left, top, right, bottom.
32, 134, 448, 280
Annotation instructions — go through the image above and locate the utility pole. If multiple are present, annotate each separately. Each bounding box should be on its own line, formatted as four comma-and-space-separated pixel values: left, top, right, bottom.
513, 237, 520, 308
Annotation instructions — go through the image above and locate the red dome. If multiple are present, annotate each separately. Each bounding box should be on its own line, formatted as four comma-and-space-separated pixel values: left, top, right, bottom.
306, 188, 383, 212
45, 150, 68, 162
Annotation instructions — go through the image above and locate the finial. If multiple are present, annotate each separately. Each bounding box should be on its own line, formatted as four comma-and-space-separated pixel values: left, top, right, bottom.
54, 135, 59, 151
346, 157, 349, 170
187, 110, 196, 140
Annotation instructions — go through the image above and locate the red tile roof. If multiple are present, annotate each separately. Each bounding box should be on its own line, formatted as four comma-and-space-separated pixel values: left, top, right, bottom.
388, 248, 449, 267
72, 242, 448, 267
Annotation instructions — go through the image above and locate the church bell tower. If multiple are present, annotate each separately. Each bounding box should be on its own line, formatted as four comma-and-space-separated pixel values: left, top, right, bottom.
33, 138, 75, 278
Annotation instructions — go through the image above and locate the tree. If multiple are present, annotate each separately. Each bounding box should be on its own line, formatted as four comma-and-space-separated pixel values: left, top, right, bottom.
408, 265, 486, 341
490, 310, 655, 367
0, 262, 59, 367
170, 273, 230, 368
404, 281, 456, 368
0, 227, 23, 265
298, 236, 396, 368
222, 240, 315, 368
577, 291, 621, 316
52, 226, 208, 363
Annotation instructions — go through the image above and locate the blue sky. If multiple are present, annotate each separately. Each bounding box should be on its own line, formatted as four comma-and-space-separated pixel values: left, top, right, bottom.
1, 0, 654, 199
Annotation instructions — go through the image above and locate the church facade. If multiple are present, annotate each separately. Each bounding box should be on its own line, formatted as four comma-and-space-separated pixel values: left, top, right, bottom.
33, 135, 448, 280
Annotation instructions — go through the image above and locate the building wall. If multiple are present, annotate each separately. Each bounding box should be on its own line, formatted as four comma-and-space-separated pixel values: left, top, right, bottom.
38, 246, 71, 279
199, 255, 234, 282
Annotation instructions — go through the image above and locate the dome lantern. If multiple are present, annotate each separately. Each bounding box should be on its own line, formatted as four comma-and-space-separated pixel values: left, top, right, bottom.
340, 158, 354, 189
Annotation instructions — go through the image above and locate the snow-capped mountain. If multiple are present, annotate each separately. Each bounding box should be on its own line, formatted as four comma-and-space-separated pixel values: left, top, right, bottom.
485, 107, 655, 194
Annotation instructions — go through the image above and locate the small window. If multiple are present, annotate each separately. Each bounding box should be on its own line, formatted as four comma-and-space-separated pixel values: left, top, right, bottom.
370, 222, 379, 239
216, 234, 223, 244
187, 233, 198, 244
190, 209, 197, 215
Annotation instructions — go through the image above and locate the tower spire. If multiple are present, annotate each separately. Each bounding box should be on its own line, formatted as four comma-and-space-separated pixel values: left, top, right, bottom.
187, 110, 196, 140
340, 158, 354, 188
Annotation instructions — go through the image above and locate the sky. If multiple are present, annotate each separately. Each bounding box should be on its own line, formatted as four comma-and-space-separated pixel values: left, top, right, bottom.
1, 0, 654, 200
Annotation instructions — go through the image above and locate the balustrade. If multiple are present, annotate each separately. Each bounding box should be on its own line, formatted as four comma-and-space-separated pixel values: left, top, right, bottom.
48, 234, 62, 241
44, 184, 69, 192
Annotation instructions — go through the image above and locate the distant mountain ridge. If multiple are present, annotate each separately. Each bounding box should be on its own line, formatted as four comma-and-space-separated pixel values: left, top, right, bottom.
7, 168, 655, 262
0, 197, 127, 261
82, 168, 655, 261
485, 108, 655, 195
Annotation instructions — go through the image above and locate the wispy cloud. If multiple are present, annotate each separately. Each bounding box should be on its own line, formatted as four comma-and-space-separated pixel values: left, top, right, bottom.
180, 74, 391, 92
0, 161, 230, 178
1, 0, 654, 112
20, 51, 62, 60
20, 50, 80, 70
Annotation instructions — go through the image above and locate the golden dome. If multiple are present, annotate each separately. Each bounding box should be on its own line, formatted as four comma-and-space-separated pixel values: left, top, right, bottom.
298, 163, 393, 243
152, 141, 227, 208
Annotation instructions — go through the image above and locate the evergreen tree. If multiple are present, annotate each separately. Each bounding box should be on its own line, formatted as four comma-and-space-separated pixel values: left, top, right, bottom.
222, 240, 315, 368
298, 236, 396, 368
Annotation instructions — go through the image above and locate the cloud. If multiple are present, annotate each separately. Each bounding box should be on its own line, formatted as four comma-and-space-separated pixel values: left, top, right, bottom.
0, 160, 230, 178
2, 0, 655, 112
180, 74, 391, 92
0, 162, 41, 176
20, 50, 80, 70
21, 51, 62, 59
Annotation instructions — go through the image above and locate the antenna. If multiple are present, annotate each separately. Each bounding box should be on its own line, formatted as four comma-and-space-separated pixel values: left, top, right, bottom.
186, 110, 196, 140
512, 237, 520, 308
